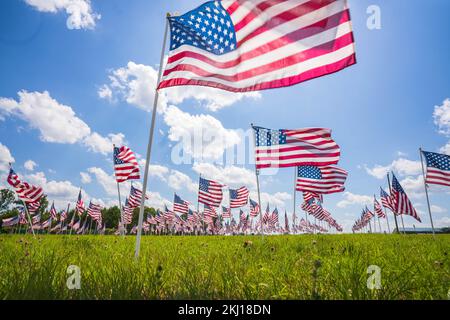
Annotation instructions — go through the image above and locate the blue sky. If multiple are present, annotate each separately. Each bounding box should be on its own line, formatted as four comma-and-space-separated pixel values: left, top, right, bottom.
0, 0, 449, 232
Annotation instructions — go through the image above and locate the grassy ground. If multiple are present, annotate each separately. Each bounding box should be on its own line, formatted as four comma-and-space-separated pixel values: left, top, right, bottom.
0, 234, 448, 300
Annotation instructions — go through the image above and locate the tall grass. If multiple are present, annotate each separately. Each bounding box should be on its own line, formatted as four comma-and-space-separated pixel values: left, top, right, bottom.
0, 234, 448, 299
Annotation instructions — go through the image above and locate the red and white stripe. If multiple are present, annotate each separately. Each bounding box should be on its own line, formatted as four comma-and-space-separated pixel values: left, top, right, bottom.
255, 128, 341, 168
198, 179, 224, 207
426, 167, 450, 187
159, 0, 356, 92
296, 165, 347, 194
230, 186, 249, 208
114, 146, 141, 183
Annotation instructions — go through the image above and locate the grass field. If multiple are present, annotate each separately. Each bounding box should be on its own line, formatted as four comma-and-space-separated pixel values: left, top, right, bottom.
0, 234, 449, 300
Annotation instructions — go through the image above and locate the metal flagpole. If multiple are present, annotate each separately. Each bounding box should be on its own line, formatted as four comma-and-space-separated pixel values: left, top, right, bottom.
419, 148, 435, 235
113, 145, 125, 237
135, 13, 171, 258
400, 214, 405, 234
387, 173, 400, 233
251, 124, 264, 237
384, 207, 391, 234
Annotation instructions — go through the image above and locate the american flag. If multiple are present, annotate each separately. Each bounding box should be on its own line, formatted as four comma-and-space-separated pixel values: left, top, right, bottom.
262, 203, 270, 224
113, 146, 140, 183
2, 215, 20, 227
229, 186, 249, 208
49, 202, 57, 219
127, 185, 148, 208
203, 204, 218, 218
222, 206, 231, 218
76, 190, 85, 215
7, 168, 44, 203
302, 191, 323, 203
173, 193, 189, 214
249, 198, 260, 217
87, 202, 103, 222
253, 126, 340, 169
284, 211, 289, 231
380, 187, 395, 212
32, 213, 41, 225
198, 177, 224, 207
269, 208, 279, 226
422, 151, 450, 187
27, 201, 41, 214
296, 165, 347, 194
391, 173, 421, 222
374, 196, 386, 218
158, 0, 356, 93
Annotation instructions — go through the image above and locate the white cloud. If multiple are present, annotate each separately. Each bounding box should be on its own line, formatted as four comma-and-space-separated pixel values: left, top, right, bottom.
433, 98, 450, 136
435, 216, 450, 228
80, 172, 91, 184
440, 141, 450, 155
99, 61, 260, 112
167, 170, 197, 193
365, 158, 422, 179
0, 143, 15, 172
337, 192, 372, 208
87, 167, 126, 196
164, 105, 240, 161
399, 175, 425, 199
0, 91, 125, 155
431, 205, 446, 214
25, 0, 100, 30
192, 163, 255, 189
249, 191, 292, 210
24, 160, 37, 171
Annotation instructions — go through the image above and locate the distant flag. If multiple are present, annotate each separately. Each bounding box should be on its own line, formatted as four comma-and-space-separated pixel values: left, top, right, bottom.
262, 203, 270, 224
203, 204, 217, 218
198, 177, 224, 207
249, 199, 260, 217
422, 151, 450, 187
270, 208, 279, 226
229, 186, 249, 208
158, 0, 356, 93
76, 190, 85, 215
27, 201, 41, 214
391, 173, 421, 222
87, 202, 103, 222
380, 187, 395, 212
1, 215, 20, 227
222, 206, 231, 219
284, 211, 289, 232
303, 192, 323, 203
113, 145, 140, 183
296, 165, 347, 194
127, 185, 149, 208
173, 193, 189, 215
374, 196, 386, 218
253, 126, 341, 169
49, 202, 57, 220
7, 168, 44, 203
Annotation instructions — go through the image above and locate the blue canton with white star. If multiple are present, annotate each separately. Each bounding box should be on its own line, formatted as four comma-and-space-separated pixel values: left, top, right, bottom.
229, 189, 238, 199
169, 1, 237, 55
391, 174, 405, 193
254, 127, 286, 147
113, 147, 124, 165
423, 151, 450, 171
298, 166, 322, 180
199, 177, 211, 192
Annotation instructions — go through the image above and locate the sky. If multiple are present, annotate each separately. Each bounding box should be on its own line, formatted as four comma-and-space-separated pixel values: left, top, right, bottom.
0, 0, 449, 232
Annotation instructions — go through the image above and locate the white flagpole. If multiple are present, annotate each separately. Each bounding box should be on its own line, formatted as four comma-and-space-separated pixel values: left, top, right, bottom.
135, 13, 171, 258
384, 207, 391, 234
251, 124, 264, 237
419, 148, 435, 235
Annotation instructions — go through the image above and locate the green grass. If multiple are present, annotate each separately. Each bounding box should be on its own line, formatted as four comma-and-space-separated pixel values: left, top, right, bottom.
0, 234, 449, 300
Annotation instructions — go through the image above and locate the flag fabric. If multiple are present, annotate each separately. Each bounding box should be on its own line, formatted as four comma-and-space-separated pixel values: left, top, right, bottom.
113, 146, 140, 183
198, 177, 224, 207
270, 208, 279, 226
380, 187, 395, 212
302, 191, 323, 203
27, 201, 41, 213
222, 206, 231, 219
76, 190, 85, 215
49, 202, 57, 219
87, 202, 103, 222
158, 0, 356, 93
374, 196, 386, 218
7, 168, 44, 203
262, 203, 270, 224
391, 173, 421, 222
422, 151, 450, 187
203, 204, 217, 218
229, 186, 249, 208
249, 198, 260, 217
253, 126, 340, 169
1, 215, 20, 227
173, 194, 189, 215
127, 185, 148, 208
296, 165, 347, 194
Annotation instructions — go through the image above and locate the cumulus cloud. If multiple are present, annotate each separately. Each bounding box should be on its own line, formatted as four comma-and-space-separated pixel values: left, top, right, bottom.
440, 141, 450, 155
87, 167, 127, 196
249, 191, 292, 210
365, 158, 422, 179
164, 105, 240, 161
99, 61, 260, 112
337, 192, 372, 208
192, 163, 255, 189
25, 0, 100, 30
433, 98, 450, 136
0, 143, 15, 172
0, 91, 125, 155
167, 170, 197, 193
80, 172, 92, 184
24, 160, 37, 171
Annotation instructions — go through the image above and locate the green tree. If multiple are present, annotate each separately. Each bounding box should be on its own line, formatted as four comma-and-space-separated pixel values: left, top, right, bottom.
101, 206, 121, 229
0, 189, 16, 215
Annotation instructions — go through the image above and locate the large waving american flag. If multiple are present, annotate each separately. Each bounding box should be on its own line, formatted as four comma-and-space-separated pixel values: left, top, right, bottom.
113, 146, 140, 183
296, 165, 347, 194
87, 202, 103, 222
158, 0, 356, 92
229, 186, 249, 208
198, 177, 224, 207
422, 151, 450, 187
127, 185, 149, 208
173, 193, 190, 214
7, 168, 44, 203
253, 126, 340, 169
391, 173, 421, 222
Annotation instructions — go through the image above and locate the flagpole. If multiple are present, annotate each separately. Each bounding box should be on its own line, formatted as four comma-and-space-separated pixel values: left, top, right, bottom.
387, 173, 400, 233
419, 148, 435, 235
292, 167, 297, 233
384, 207, 391, 234
251, 124, 264, 237
113, 145, 125, 237
135, 13, 171, 258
